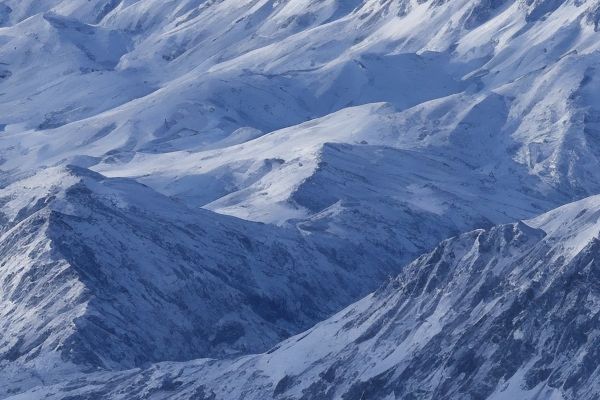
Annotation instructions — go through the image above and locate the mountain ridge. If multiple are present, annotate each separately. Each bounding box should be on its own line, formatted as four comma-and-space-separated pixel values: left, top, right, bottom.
7, 194, 600, 399
0, 166, 403, 372
2, 0, 600, 398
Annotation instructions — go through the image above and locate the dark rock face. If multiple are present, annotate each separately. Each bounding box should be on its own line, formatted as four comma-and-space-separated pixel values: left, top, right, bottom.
94, 0, 121, 23
525, 0, 566, 21
328, 225, 600, 400
463, 0, 508, 29
21, 209, 600, 399
232, 220, 600, 400
585, 3, 600, 30
0, 167, 406, 371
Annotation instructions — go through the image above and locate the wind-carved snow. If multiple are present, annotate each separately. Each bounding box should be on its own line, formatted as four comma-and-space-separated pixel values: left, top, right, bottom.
0, 166, 416, 377
11, 197, 600, 399
2, 0, 600, 398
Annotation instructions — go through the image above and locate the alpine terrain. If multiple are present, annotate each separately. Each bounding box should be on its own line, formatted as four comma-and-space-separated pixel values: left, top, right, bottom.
1, 0, 600, 399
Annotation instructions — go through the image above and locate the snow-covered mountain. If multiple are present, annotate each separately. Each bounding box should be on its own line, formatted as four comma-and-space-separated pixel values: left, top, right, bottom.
4, 0, 600, 199
0, 164, 416, 374
2, 0, 600, 398
9, 194, 600, 399
2, 0, 599, 280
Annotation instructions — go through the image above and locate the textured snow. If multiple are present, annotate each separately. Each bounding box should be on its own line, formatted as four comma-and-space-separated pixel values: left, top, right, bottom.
2, 0, 600, 398
0, 165, 418, 375
10, 199, 600, 399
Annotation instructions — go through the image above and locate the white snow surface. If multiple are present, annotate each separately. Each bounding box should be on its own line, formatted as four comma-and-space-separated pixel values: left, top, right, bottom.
2, 0, 600, 399
9, 197, 600, 399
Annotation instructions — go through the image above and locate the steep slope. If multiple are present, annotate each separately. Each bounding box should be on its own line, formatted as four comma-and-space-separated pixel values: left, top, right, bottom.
1, 0, 599, 278
0, 166, 410, 380
2, 0, 600, 193
16, 194, 600, 400
88, 103, 563, 301
87, 100, 566, 278
3, 0, 600, 398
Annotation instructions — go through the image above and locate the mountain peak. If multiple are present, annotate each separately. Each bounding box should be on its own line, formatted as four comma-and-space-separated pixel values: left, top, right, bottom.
3, 0, 600, 398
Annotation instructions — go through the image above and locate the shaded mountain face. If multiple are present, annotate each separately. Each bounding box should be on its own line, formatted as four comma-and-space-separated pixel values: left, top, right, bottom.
0, 165, 407, 373
2, 0, 600, 399
0, 0, 597, 299
20, 196, 600, 400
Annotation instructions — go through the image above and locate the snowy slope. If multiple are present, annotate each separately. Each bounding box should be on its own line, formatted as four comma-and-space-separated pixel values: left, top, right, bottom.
1, 0, 600, 195
0, 0, 598, 255
2, 0, 600, 398
0, 165, 410, 380
15, 194, 600, 400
